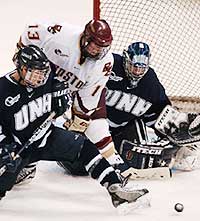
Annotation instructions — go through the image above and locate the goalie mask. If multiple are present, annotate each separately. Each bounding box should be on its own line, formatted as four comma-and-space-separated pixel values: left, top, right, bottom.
123, 42, 150, 88
81, 19, 113, 60
13, 45, 50, 88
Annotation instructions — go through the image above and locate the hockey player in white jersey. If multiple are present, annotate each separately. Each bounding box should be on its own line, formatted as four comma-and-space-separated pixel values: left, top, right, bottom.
15, 19, 124, 184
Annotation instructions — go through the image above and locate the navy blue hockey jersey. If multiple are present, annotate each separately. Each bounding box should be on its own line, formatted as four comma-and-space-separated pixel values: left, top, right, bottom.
0, 71, 57, 148
106, 53, 171, 131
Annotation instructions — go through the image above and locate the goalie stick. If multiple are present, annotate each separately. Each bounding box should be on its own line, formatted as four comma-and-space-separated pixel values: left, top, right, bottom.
0, 112, 56, 176
155, 105, 200, 145
121, 166, 171, 180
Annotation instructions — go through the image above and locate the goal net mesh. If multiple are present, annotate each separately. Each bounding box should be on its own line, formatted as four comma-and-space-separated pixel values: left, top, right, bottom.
93, 0, 200, 112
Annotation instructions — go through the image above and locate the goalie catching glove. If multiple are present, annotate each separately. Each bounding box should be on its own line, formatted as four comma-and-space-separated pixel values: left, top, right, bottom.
155, 105, 200, 145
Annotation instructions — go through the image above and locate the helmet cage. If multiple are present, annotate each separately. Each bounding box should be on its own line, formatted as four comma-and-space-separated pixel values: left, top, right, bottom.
24, 66, 50, 88
123, 43, 150, 88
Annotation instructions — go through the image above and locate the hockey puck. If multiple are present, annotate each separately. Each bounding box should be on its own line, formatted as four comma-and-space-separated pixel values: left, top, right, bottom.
174, 203, 184, 212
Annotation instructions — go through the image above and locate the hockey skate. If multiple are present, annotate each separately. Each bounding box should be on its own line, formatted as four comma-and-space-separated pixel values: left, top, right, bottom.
107, 182, 150, 214
15, 163, 37, 185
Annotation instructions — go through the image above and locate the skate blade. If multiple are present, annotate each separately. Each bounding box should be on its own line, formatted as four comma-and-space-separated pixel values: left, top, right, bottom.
116, 195, 151, 215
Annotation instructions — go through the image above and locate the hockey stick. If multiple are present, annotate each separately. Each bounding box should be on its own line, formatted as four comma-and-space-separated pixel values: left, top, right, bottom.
0, 112, 56, 176
121, 166, 171, 180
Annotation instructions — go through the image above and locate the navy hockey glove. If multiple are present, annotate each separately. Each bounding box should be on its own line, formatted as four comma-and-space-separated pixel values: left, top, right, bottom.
0, 143, 22, 174
52, 81, 72, 118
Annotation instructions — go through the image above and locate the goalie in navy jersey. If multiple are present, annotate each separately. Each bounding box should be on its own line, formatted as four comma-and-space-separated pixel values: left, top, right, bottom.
0, 45, 149, 209
106, 42, 200, 177
105, 42, 173, 177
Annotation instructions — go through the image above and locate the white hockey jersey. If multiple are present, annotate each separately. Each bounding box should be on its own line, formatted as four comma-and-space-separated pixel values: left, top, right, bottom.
19, 21, 113, 115
18, 21, 123, 165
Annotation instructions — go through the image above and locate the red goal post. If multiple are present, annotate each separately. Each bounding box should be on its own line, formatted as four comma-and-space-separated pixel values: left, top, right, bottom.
93, 0, 200, 112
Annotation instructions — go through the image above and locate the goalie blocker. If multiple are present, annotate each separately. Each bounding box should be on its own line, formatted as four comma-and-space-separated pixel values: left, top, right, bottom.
117, 140, 179, 180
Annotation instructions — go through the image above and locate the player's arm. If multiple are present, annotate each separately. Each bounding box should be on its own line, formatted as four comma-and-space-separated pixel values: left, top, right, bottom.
16, 21, 62, 50
144, 75, 172, 128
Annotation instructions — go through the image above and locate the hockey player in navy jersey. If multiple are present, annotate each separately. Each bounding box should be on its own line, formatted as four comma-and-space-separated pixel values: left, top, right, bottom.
105, 42, 200, 178
105, 42, 174, 178
0, 45, 149, 209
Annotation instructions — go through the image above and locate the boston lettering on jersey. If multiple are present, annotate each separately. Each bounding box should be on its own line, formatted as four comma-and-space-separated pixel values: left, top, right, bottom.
14, 93, 51, 131
55, 66, 84, 90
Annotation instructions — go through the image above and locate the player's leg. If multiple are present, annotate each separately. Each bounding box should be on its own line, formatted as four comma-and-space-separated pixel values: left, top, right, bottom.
171, 143, 200, 171
73, 137, 149, 208
37, 127, 149, 208
112, 119, 150, 167
57, 119, 147, 175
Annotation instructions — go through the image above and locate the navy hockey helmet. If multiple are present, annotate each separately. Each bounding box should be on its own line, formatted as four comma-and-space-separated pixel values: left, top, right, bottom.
81, 19, 113, 60
13, 45, 50, 88
123, 42, 150, 88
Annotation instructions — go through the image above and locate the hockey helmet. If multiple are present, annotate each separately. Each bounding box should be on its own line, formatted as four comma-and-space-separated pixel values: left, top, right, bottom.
81, 19, 113, 59
13, 45, 50, 88
123, 42, 150, 88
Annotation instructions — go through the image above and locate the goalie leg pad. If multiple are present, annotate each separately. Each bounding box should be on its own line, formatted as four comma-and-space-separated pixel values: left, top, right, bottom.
172, 144, 200, 171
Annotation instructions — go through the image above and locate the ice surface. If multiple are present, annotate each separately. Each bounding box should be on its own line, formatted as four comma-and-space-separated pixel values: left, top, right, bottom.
0, 161, 200, 221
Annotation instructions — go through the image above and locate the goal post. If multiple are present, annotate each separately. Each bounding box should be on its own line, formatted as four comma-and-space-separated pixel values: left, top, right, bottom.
93, 0, 200, 112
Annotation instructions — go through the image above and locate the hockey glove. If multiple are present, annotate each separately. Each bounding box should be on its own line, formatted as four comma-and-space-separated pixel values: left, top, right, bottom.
52, 81, 72, 118
119, 139, 179, 169
0, 143, 22, 174
63, 107, 90, 133
64, 115, 90, 133
155, 105, 198, 145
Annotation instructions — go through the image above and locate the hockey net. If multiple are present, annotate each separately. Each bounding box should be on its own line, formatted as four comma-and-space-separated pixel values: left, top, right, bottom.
93, 0, 200, 112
